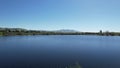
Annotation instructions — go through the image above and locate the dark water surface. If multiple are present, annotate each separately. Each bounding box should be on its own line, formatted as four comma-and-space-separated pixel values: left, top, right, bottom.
0, 35, 120, 68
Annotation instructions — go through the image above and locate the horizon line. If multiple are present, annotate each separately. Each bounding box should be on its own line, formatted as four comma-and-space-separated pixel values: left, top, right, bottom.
0, 27, 120, 32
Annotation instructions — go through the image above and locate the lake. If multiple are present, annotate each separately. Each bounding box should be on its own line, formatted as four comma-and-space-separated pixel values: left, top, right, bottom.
0, 35, 120, 68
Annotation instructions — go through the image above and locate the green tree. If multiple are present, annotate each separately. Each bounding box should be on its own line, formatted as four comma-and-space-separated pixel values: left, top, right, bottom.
99, 30, 102, 35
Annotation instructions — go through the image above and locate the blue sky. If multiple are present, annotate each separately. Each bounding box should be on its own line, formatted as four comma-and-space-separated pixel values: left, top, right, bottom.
0, 0, 120, 32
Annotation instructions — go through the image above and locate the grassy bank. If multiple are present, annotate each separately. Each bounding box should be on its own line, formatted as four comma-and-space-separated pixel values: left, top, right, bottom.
0, 32, 3, 36
65, 62, 82, 68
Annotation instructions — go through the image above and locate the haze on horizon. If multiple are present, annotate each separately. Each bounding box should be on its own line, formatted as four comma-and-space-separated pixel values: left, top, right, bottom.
0, 0, 120, 32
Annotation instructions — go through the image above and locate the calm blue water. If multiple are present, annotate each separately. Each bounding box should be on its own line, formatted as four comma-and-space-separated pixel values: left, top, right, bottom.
0, 35, 120, 68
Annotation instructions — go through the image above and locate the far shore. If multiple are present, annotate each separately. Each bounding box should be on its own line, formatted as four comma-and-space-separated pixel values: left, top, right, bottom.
0, 28, 120, 36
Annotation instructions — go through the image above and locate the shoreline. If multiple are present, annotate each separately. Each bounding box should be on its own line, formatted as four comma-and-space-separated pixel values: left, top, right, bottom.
0, 27, 120, 36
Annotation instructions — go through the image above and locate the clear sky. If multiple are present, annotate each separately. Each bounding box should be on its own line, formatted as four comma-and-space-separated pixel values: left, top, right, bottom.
0, 0, 120, 32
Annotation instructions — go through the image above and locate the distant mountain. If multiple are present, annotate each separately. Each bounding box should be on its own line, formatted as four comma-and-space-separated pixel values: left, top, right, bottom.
55, 29, 79, 33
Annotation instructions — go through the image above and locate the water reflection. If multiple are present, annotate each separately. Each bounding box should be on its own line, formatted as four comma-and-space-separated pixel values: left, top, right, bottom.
0, 35, 120, 68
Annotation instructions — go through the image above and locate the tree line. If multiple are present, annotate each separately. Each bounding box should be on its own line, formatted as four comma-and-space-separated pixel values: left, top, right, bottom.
0, 28, 120, 36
